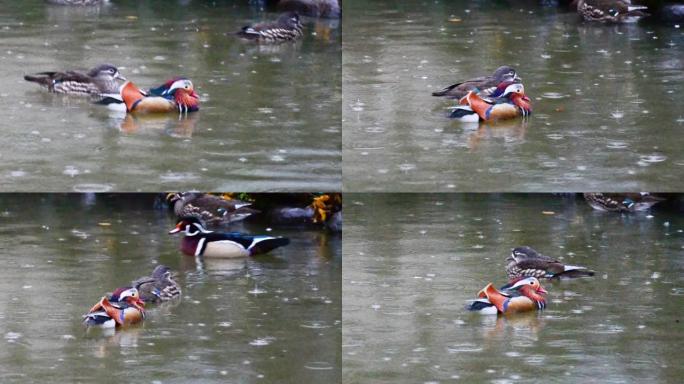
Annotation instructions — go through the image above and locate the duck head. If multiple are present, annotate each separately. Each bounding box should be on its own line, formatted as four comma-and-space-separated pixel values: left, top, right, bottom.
501, 83, 532, 114
167, 78, 200, 112
169, 216, 212, 236
278, 12, 301, 28
88, 63, 126, 82
508, 246, 541, 262
510, 277, 547, 308
492, 66, 520, 83
111, 286, 145, 311
151, 265, 175, 281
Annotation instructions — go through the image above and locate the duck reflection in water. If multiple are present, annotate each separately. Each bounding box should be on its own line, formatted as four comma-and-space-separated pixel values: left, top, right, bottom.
446, 118, 528, 151
108, 111, 199, 137
478, 311, 545, 340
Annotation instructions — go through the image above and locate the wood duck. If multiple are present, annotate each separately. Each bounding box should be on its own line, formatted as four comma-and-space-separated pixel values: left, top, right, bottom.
450, 82, 532, 122
466, 277, 548, 315
576, 0, 649, 23
101, 78, 200, 116
583, 193, 665, 212
24, 63, 125, 95
132, 265, 181, 304
83, 286, 145, 328
506, 246, 595, 282
169, 217, 290, 258
432, 66, 521, 99
166, 193, 259, 226
237, 12, 304, 42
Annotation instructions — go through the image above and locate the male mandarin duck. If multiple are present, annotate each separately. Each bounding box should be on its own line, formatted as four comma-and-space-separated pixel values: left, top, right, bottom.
169, 216, 290, 258
506, 246, 595, 282
466, 277, 548, 315
450, 82, 532, 122
101, 78, 199, 116
132, 265, 181, 304
237, 12, 304, 42
83, 286, 145, 328
166, 192, 259, 226
576, 0, 649, 23
432, 66, 521, 99
24, 63, 125, 95
583, 192, 665, 212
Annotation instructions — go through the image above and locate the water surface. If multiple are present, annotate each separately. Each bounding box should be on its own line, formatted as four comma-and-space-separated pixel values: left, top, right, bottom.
343, 0, 684, 191
0, 0, 341, 191
0, 194, 341, 383
344, 194, 684, 383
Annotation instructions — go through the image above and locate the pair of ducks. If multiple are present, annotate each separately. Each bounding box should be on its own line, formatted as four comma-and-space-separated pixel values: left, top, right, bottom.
84, 216, 290, 329
433, 66, 532, 123
24, 64, 200, 116
467, 246, 595, 315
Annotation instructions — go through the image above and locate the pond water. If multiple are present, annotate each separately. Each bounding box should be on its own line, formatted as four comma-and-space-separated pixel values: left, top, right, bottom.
0, 194, 341, 383
344, 194, 684, 383
343, 0, 684, 192
0, 0, 341, 191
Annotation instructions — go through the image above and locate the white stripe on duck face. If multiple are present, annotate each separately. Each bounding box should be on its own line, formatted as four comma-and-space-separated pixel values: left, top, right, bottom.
186, 223, 213, 236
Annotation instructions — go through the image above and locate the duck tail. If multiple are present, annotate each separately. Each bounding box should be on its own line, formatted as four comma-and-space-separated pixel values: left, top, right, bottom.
24, 73, 52, 87
558, 265, 595, 278
248, 236, 290, 256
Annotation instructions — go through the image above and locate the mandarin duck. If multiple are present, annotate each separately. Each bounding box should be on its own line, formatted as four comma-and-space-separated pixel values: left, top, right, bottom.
450, 82, 532, 122
432, 66, 520, 99
237, 12, 304, 42
169, 216, 290, 258
83, 286, 145, 328
24, 63, 125, 95
576, 0, 649, 23
466, 277, 548, 315
506, 246, 595, 282
583, 192, 665, 212
101, 78, 199, 116
166, 192, 259, 226
132, 265, 181, 304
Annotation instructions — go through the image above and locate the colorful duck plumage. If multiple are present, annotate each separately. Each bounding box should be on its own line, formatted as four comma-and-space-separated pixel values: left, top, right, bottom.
167, 192, 259, 226
506, 246, 595, 281
169, 216, 290, 258
576, 0, 649, 23
432, 66, 521, 99
132, 265, 181, 304
450, 82, 532, 122
467, 277, 548, 315
237, 12, 304, 42
24, 63, 125, 95
100, 78, 199, 116
83, 286, 145, 328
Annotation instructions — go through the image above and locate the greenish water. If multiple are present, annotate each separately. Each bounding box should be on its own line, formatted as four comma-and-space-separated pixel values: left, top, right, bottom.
0, 0, 341, 191
343, 0, 684, 191
344, 194, 684, 383
0, 194, 341, 383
